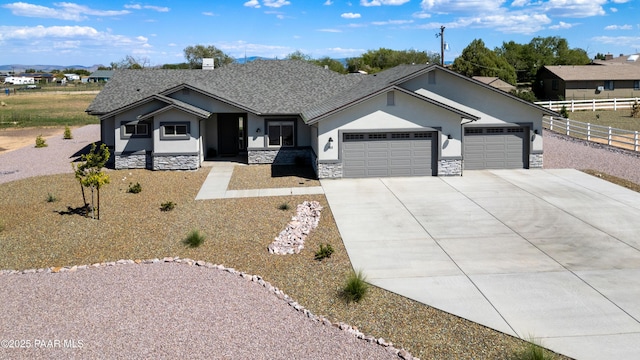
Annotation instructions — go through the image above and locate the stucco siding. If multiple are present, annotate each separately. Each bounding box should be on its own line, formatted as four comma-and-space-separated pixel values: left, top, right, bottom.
153, 109, 200, 154
403, 70, 543, 154
316, 91, 462, 162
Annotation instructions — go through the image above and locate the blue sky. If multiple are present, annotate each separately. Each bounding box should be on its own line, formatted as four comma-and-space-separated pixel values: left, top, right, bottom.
0, 0, 638, 67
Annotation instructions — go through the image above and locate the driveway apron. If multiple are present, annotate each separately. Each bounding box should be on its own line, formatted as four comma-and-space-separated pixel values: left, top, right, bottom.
321, 169, 640, 360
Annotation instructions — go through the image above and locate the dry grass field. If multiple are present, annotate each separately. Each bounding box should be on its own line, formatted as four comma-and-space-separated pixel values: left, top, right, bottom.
0, 92, 97, 128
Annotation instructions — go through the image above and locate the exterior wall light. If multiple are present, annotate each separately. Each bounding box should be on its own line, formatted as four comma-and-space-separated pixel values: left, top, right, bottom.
447, 134, 452, 140
256, 128, 261, 133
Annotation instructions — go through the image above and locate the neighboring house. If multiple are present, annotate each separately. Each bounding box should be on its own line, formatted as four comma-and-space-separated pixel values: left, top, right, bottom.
593, 53, 640, 66
87, 70, 114, 83
86, 60, 556, 178
65, 73, 80, 81
537, 64, 640, 100
472, 76, 516, 93
18, 73, 54, 83
3, 76, 35, 85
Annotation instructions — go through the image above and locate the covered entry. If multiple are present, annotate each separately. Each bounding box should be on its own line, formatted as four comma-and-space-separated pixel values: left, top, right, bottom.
463, 127, 527, 170
342, 131, 436, 178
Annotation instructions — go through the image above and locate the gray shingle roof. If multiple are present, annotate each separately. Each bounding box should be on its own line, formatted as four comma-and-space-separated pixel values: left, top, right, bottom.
86, 60, 362, 117
544, 65, 640, 81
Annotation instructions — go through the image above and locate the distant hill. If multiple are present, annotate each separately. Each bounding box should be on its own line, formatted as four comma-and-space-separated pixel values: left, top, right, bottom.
0, 64, 103, 72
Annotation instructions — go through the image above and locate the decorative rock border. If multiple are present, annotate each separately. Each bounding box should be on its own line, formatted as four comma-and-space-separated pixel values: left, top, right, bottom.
268, 200, 323, 255
0, 258, 418, 360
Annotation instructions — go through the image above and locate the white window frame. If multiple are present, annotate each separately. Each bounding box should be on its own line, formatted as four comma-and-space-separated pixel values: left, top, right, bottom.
267, 120, 295, 148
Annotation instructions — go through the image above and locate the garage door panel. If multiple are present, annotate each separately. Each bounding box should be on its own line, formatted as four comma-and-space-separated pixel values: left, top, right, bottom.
464, 127, 526, 170
343, 132, 434, 178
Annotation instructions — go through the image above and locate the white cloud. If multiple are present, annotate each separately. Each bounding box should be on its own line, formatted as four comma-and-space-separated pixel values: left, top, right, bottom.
361, 0, 410, 6
0, 25, 150, 51
324, 47, 366, 57
592, 35, 640, 47
610, 7, 618, 12
419, 0, 504, 14
317, 28, 343, 32
604, 24, 633, 30
2, 2, 130, 21
264, 0, 291, 8
124, 4, 169, 12
548, 21, 575, 30
202, 12, 217, 16
371, 19, 413, 25
611, 0, 630, 3
324, 0, 333, 4
541, 0, 607, 18
244, 0, 261, 8
341, 12, 361, 19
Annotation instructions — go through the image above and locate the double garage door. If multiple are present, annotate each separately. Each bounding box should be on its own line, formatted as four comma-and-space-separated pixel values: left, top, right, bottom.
342, 131, 435, 178
463, 127, 527, 170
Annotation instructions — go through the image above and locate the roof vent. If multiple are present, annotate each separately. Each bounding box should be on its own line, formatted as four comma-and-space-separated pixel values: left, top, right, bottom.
202, 58, 214, 70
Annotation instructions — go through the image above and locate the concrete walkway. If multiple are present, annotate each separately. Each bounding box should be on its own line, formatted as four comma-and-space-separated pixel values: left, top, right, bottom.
195, 162, 324, 200
321, 169, 640, 360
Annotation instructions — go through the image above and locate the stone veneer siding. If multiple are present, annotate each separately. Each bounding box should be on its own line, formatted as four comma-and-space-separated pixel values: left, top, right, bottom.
316, 162, 343, 179
529, 153, 543, 168
438, 159, 462, 176
248, 148, 311, 165
115, 153, 150, 170
153, 154, 199, 170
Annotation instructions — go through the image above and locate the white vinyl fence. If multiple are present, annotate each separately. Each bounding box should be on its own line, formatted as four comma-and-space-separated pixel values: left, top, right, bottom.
536, 98, 639, 112
543, 117, 640, 152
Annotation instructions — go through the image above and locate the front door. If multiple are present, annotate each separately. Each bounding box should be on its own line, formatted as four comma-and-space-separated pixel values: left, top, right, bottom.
217, 113, 246, 156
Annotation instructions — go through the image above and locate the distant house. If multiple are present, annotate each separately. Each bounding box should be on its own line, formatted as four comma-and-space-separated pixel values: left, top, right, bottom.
593, 53, 640, 66
537, 63, 640, 100
88, 70, 114, 83
16, 73, 53, 84
65, 73, 80, 81
472, 76, 516, 93
86, 60, 556, 178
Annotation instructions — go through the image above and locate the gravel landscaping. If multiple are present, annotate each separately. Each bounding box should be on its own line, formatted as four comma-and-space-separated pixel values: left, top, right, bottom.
4, 124, 635, 359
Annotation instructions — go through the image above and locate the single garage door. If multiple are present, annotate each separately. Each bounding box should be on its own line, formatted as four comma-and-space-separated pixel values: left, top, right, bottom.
342, 131, 435, 178
464, 127, 527, 170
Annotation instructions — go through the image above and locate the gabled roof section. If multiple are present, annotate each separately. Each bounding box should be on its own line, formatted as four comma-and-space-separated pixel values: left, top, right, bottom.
305, 84, 479, 124
302, 64, 434, 121
97, 93, 210, 120
137, 95, 212, 120
159, 84, 260, 115
86, 60, 362, 116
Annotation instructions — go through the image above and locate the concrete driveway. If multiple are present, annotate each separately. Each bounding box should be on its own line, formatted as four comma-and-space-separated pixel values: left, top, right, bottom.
321, 169, 640, 360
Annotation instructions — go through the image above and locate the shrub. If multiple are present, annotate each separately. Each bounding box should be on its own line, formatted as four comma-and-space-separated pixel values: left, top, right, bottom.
559, 105, 569, 119
35, 135, 47, 148
631, 100, 640, 118
63, 126, 73, 139
183, 229, 205, 248
513, 337, 556, 360
278, 202, 290, 211
46, 193, 58, 203
341, 269, 369, 303
160, 201, 176, 211
127, 182, 142, 194
314, 243, 334, 260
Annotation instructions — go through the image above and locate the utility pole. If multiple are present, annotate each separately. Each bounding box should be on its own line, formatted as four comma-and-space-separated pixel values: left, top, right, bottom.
438, 26, 445, 66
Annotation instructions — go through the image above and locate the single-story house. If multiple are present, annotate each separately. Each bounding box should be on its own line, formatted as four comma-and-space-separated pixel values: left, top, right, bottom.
87, 70, 114, 83
472, 76, 516, 93
86, 60, 556, 178
536, 64, 640, 100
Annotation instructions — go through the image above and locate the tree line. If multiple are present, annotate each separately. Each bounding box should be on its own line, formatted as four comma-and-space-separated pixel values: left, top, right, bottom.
101, 36, 592, 102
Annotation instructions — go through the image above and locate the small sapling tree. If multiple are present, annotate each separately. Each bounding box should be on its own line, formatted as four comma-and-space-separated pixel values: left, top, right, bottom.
72, 143, 110, 219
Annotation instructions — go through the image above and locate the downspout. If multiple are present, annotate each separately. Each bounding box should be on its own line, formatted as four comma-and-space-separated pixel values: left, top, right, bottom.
199, 118, 204, 166
460, 117, 478, 176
